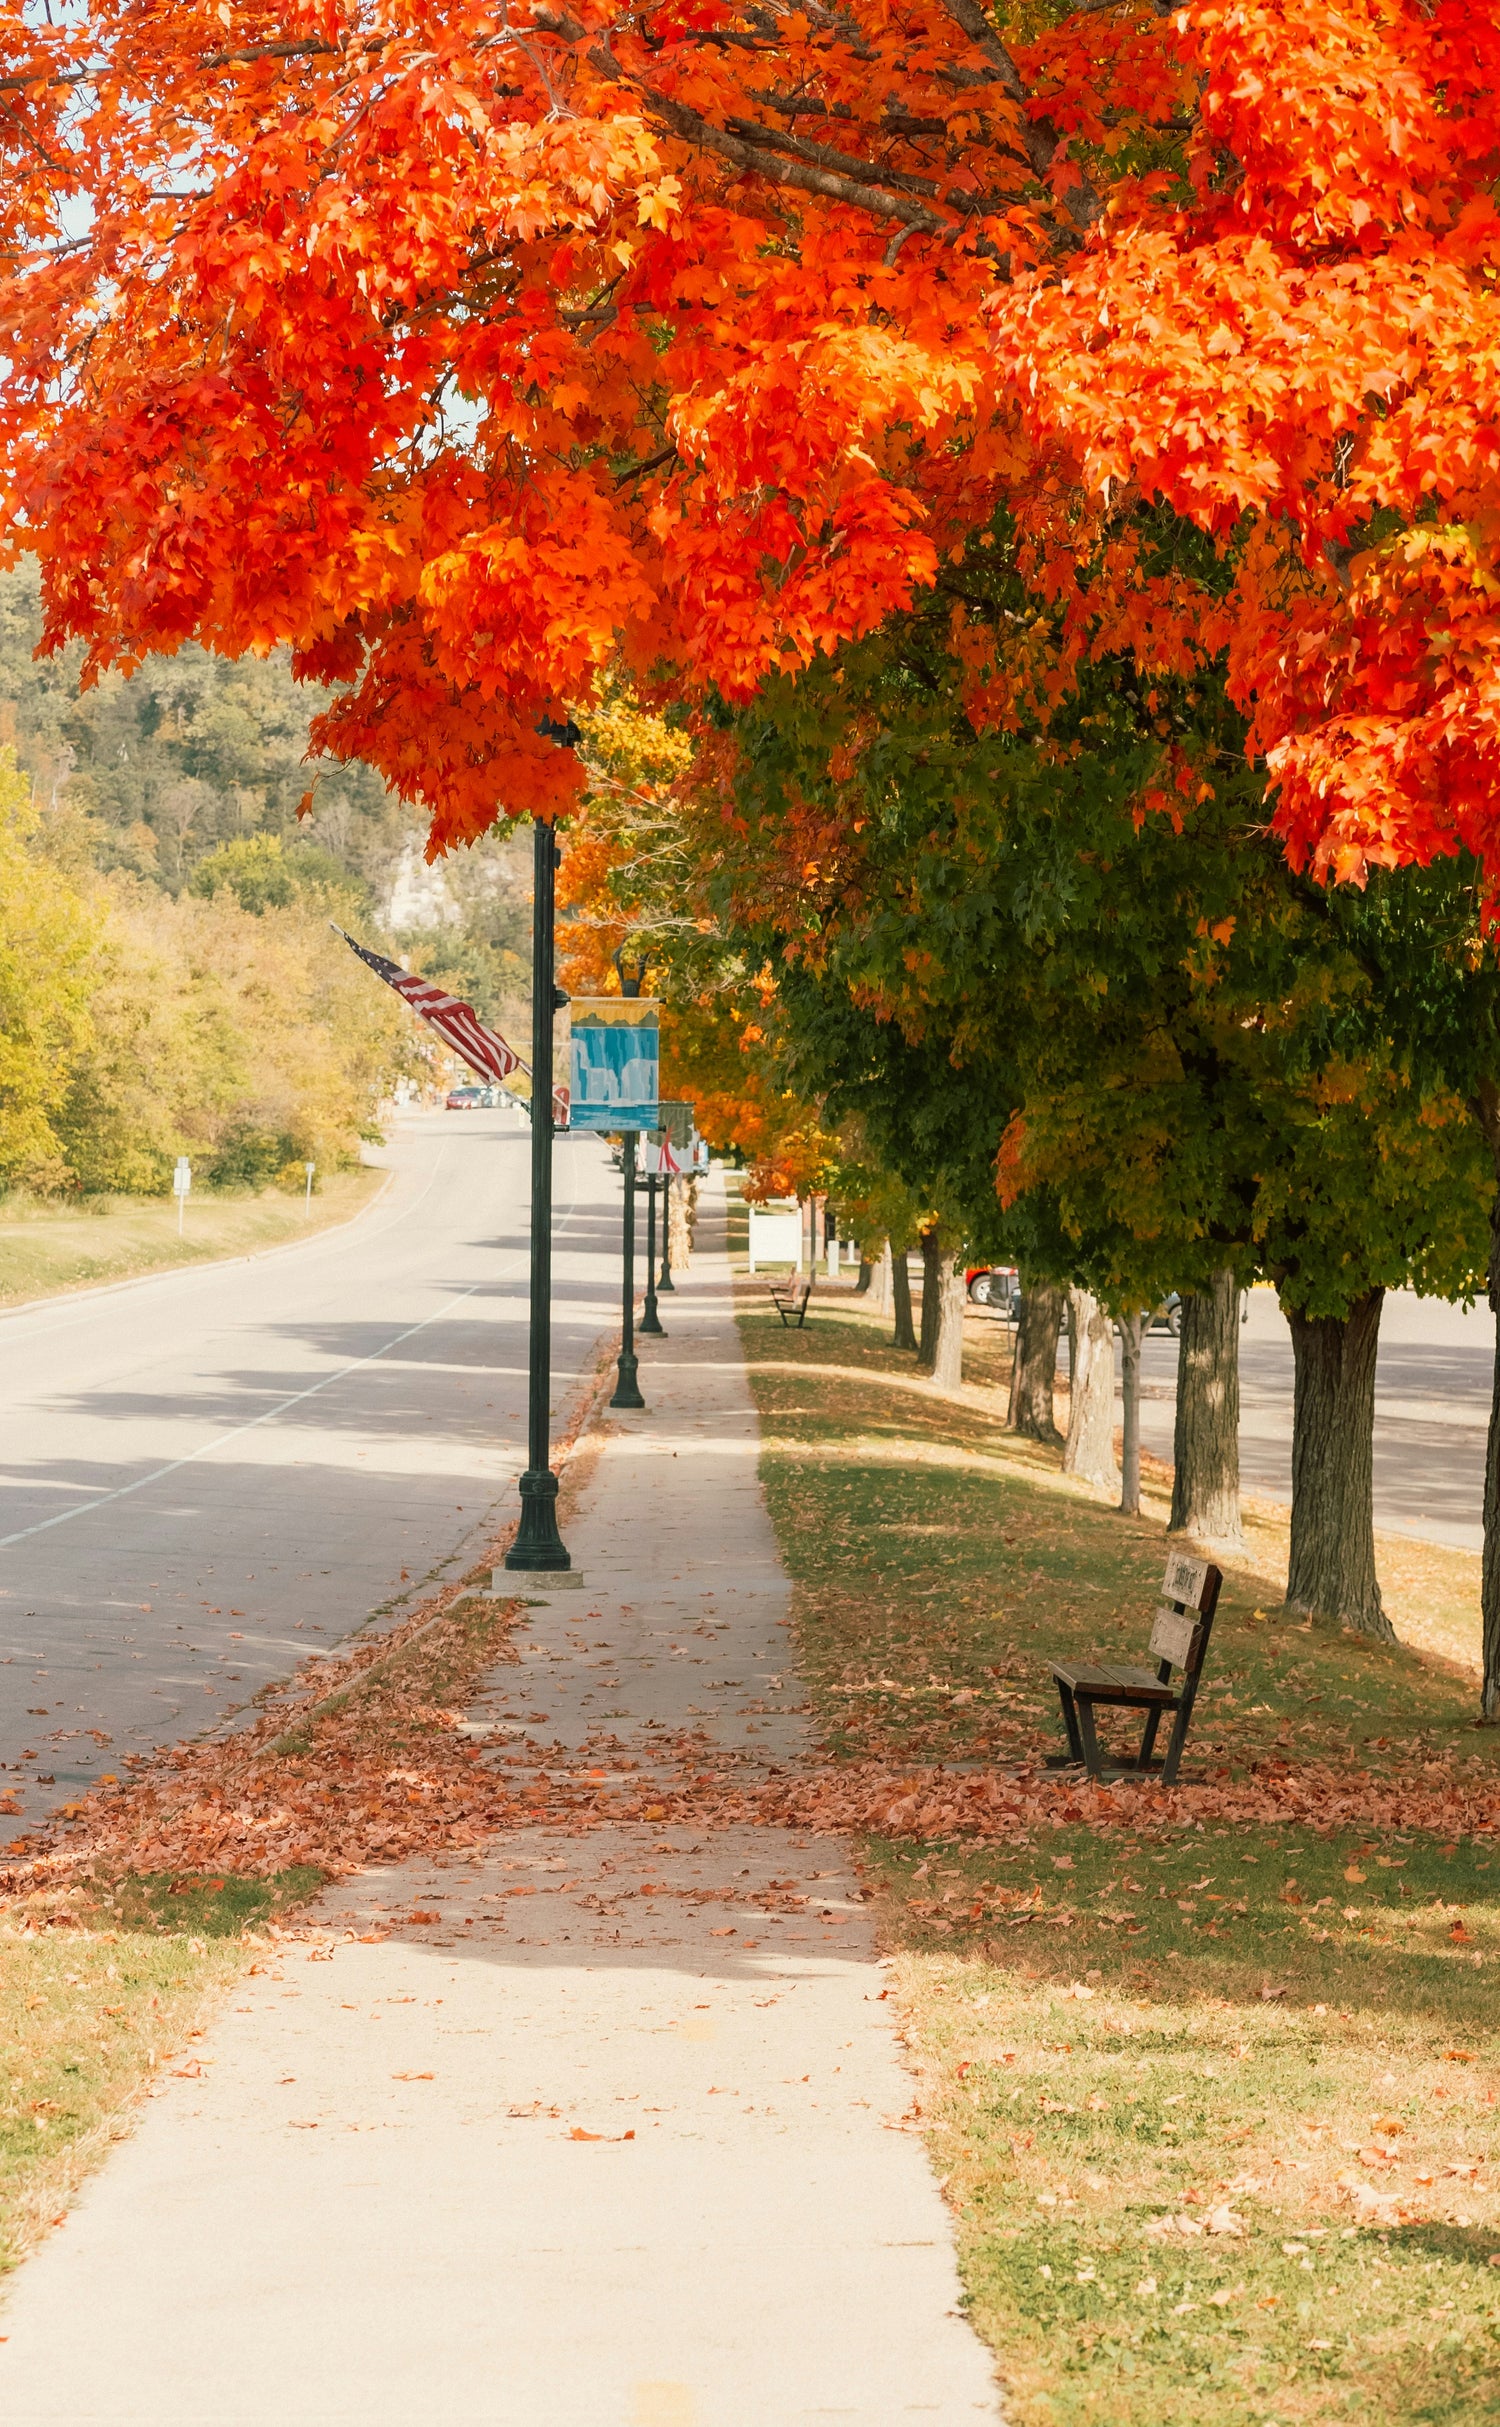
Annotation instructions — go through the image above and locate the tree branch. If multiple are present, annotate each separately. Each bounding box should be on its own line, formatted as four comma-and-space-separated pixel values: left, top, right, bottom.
930, 0, 1102, 229
641, 86, 952, 238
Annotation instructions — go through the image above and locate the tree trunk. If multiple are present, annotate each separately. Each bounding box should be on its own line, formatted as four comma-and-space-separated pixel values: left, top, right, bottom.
1118, 1311, 1144, 1518
1008, 1274, 1064, 1443
854, 1257, 872, 1295
1475, 1189, 1485, 1708
1063, 1287, 1119, 1490
669, 1178, 695, 1272
1472, 1089, 1500, 1719
1284, 1289, 1394, 1639
891, 1242, 917, 1353
870, 1242, 893, 1317
1170, 1268, 1244, 1551
917, 1229, 942, 1369
923, 1248, 966, 1390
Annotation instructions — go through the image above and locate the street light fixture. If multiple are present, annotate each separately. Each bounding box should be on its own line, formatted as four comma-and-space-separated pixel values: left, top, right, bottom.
609, 1130, 647, 1408
642, 1158, 665, 1335
606, 943, 652, 1403
657, 1173, 675, 1295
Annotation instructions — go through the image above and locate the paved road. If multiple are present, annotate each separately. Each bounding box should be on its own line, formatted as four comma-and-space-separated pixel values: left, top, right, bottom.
1130, 1286, 1496, 1554
0, 1111, 622, 1829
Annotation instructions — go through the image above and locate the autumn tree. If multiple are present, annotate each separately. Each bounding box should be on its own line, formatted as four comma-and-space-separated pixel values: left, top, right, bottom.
0, 1, 1493, 905
684, 536, 1494, 1634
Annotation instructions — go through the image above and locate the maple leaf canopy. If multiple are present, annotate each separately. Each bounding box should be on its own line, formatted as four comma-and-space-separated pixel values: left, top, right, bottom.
0, 0, 1495, 887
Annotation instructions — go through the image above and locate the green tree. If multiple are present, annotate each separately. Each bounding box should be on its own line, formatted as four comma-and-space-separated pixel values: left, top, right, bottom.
686, 542, 1492, 1639
0, 751, 99, 1190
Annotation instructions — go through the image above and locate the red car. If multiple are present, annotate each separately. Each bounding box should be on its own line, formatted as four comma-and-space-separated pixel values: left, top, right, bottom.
965, 1265, 1017, 1310
445, 1085, 485, 1110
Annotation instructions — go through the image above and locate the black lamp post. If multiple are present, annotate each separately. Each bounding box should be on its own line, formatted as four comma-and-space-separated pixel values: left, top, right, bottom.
642, 1166, 665, 1334
657, 1172, 674, 1294
505, 817, 571, 1572
609, 1129, 646, 1408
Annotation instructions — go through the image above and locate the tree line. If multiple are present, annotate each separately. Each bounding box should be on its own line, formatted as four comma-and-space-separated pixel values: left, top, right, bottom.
558, 511, 1500, 1709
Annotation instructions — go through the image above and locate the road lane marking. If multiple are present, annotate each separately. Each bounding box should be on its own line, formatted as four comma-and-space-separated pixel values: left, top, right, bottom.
0, 1146, 594, 1550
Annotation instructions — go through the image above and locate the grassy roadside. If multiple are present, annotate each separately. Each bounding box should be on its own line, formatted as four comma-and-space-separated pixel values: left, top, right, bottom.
0, 1165, 385, 1308
0, 1568, 532, 2281
733, 1280, 1500, 2423
0, 1871, 316, 2277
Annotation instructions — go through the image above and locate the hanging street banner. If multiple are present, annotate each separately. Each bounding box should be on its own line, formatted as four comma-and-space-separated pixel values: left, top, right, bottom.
641, 1138, 683, 1176
568, 998, 660, 1132
654, 1098, 695, 1150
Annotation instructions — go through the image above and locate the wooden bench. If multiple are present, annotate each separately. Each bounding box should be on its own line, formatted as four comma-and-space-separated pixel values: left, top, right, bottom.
1049, 1549, 1223, 1785
768, 1273, 813, 1328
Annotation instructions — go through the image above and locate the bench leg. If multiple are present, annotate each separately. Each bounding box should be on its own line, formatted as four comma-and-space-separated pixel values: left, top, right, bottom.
1160, 1690, 1196, 1785
1075, 1694, 1107, 1779
1137, 1706, 1164, 1771
1054, 1683, 1084, 1765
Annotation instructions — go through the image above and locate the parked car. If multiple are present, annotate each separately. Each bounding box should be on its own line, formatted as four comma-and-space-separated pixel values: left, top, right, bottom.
965, 1264, 1018, 1311
445, 1085, 485, 1110
1147, 1293, 1182, 1334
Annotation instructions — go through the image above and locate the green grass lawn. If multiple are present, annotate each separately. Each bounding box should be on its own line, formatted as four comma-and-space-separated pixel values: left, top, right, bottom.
733, 1277, 1500, 2424
0, 1871, 318, 2277
0, 1167, 385, 1307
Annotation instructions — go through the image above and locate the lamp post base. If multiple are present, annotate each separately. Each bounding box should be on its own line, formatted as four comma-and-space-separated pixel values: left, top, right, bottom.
641, 1304, 665, 1336
610, 1350, 646, 1410
503, 1467, 571, 1570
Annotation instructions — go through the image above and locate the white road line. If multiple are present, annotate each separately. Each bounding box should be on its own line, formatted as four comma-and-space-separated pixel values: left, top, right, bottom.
0, 1146, 591, 1551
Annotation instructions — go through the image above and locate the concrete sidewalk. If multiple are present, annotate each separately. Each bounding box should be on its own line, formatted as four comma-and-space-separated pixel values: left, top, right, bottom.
0, 1175, 999, 2426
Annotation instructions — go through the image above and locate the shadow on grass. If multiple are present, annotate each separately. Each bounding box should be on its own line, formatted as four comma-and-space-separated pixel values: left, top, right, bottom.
737, 1297, 1495, 1781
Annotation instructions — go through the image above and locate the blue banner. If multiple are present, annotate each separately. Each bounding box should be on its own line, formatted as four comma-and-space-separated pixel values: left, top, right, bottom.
568, 999, 660, 1132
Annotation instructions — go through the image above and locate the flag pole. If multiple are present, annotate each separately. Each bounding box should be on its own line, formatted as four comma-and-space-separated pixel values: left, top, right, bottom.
505, 817, 571, 1572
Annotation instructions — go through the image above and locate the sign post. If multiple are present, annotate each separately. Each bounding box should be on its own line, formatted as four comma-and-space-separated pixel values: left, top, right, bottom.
172, 1156, 191, 1237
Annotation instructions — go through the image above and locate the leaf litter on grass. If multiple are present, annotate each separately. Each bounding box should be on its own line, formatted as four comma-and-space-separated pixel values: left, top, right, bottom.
730, 1283, 1500, 2426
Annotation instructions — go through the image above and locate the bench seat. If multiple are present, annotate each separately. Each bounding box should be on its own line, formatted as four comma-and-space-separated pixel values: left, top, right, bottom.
1049, 1550, 1223, 1783
1050, 1661, 1176, 1703
767, 1275, 812, 1328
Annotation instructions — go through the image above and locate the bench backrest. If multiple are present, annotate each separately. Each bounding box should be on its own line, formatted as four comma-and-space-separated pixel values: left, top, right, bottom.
1147, 1550, 1223, 1684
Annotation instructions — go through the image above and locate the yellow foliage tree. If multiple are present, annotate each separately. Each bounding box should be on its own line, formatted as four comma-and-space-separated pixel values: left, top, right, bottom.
0, 749, 409, 1195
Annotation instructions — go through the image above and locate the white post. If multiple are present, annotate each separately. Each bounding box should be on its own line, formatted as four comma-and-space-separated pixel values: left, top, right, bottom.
795, 1202, 805, 1275
826, 1223, 839, 1280
304, 1160, 315, 1214
747, 1207, 758, 1275
173, 1156, 191, 1236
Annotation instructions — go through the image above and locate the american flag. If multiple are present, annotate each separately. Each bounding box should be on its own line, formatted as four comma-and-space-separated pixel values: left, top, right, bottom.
333, 927, 522, 1084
